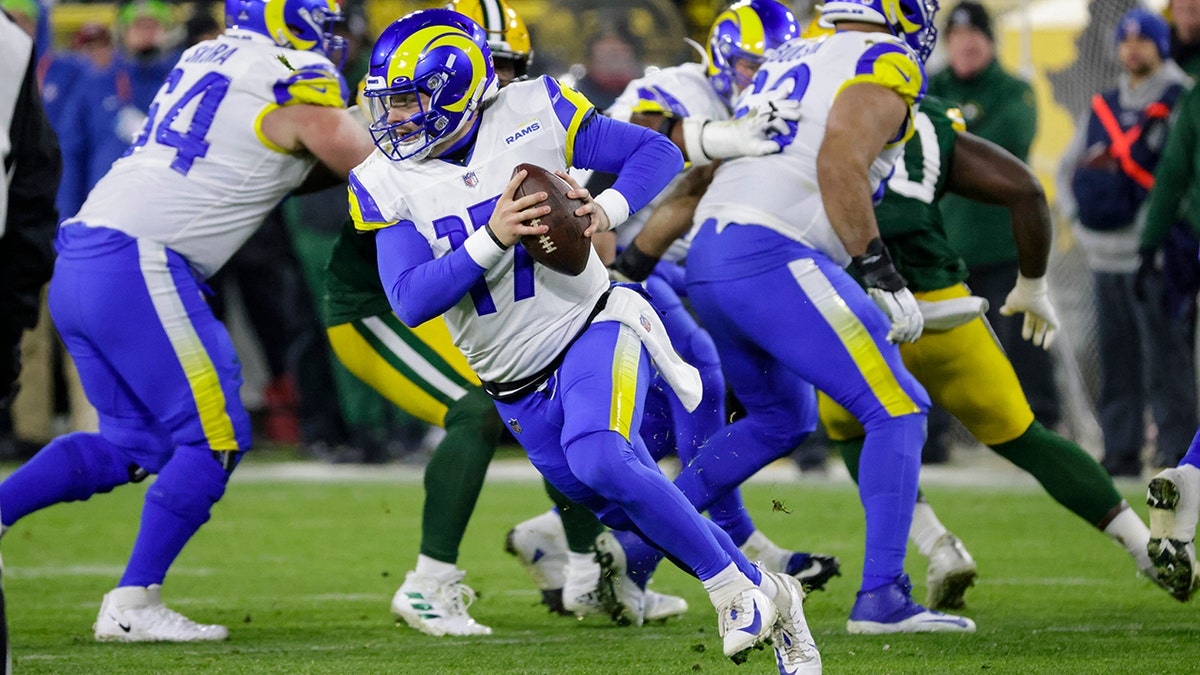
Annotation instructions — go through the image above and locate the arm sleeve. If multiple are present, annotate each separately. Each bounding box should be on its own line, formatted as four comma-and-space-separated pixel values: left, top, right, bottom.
571, 113, 684, 215
0, 45, 61, 339
1143, 88, 1198, 249
375, 222, 490, 327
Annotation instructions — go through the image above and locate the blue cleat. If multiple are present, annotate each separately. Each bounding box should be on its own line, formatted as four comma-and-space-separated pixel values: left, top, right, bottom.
846, 574, 975, 634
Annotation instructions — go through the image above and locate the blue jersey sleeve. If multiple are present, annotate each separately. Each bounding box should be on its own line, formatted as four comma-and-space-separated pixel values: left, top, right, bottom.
571, 113, 684, 215
375, 222, 488, 327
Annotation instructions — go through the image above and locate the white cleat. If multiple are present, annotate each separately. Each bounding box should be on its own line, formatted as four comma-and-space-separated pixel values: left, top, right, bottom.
94, 585, 228, 642
593, 531, 645, 627
765, 572, 822, 675
718, 586, 776, 664
925, 532, 977, 610
644, 590, 688, 622
1147, 466, 1200, 602
391, 570, 492, 636
562, 552, 608, 618
504, 510, 569, 613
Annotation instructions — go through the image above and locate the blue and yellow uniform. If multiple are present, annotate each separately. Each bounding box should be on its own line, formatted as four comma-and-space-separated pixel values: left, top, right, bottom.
684, 29, 933, 599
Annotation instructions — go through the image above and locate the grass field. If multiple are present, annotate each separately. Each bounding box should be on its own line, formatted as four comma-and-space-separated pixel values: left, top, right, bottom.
4, 458, 1200, 674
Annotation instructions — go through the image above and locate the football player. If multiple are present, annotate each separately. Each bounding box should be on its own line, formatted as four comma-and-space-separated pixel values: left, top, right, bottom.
324, 0, 687, 635
682, 0, 978, 634
0, 0, 374, 642
351, 9, 818, 669
555, 0, 843, 604
820, 94, 1166, 609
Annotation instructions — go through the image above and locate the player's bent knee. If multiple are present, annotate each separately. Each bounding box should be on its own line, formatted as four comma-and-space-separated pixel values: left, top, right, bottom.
144, 447, 230, 523
60, 432, 133, 499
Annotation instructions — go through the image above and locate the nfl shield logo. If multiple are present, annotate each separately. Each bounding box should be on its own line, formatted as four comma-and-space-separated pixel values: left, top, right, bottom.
639, 314, 653, 333
507, 418, 522, 434
463, 171, 479, 188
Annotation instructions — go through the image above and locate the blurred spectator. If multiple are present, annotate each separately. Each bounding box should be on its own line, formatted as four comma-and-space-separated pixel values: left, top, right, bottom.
1169, 0, 1200, 77
183, 5, 221, 46
930, 3, 1060, 438
1059, 9, 1196, 476
56, 0, 179, 221
570, 25, 644, 110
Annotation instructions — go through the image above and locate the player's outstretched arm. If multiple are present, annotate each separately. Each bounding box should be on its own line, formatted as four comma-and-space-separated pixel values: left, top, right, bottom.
260, 104, 376, 178
946, 131, 1058, 348
946, 131, 1050, 279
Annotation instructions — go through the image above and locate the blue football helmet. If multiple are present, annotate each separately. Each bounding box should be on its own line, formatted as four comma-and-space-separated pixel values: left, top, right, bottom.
363, 9, 499, 161
225, 0, 345, 63
706, 0, 801, 106
820, 0, 941, 63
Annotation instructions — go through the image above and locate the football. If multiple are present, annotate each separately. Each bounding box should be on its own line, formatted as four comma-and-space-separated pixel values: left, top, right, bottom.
511, 163, 591, 276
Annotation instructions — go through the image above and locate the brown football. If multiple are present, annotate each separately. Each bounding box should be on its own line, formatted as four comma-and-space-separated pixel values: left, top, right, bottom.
511, 163, 591, 276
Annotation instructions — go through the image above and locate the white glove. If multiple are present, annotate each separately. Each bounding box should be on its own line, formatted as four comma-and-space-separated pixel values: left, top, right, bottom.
868, 287, 925, 344
682, 99, 802, 165
1000, 275, 1059, 348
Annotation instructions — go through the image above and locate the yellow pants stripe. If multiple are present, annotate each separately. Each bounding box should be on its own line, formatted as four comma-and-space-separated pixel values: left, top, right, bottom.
136, 240, 239, 451
821, 283, 1034, 445
789, 258, 919, 418
609, 325, 642, 441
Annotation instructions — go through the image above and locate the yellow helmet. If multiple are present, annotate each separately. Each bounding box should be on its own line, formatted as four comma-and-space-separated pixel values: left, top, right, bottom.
447, 0, 533, 80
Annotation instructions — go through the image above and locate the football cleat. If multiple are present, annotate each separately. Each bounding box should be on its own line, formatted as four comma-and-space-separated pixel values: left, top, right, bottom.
765, 572, 822, 674
847, 574, 976, 634
786, 552, 842, 593
644, 590, 689, 622
1147, 466, 1200, 602
391, 570, 493, 636
562, 553, 608, 618
593, 531, 645, 627
504, 509, 569, 613
925, 532, 978, 610
718, 585, 776, 664
94, 585, 228, 642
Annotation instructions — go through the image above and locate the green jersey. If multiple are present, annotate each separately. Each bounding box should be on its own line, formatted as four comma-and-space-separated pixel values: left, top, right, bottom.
323, 218, 391, 327
874, 95, 970, 293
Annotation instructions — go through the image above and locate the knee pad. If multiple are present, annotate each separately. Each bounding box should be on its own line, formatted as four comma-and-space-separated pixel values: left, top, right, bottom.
564, 431, 642, 501
144, 446, 230, 524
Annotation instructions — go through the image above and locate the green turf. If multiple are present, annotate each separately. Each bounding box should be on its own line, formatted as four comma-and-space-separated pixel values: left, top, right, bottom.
5, 467, 1200, 673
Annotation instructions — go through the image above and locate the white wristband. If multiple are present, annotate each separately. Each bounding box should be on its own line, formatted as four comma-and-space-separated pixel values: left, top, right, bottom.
1015, 274, 1048, 295
592, 189, 631, 231
463, 225, 508, 269
680, 117, 712, 167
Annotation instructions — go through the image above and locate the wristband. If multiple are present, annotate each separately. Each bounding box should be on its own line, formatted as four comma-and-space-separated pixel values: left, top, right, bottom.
610, 241, 660, 282
484, 223, 510, 250
850, 238, 907, 293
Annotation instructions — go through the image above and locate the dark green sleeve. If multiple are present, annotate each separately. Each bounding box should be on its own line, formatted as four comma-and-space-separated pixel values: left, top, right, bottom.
1142, 86, 1199, 249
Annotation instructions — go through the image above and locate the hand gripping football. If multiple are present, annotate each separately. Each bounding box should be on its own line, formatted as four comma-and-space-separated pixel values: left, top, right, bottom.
511, 163, 591, 276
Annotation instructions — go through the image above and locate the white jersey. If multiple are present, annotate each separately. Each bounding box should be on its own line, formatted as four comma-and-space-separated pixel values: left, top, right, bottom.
69, 31, 347, 277
695, 31, 925, 266
349, 76, 609, 385
607, 63, 729, 262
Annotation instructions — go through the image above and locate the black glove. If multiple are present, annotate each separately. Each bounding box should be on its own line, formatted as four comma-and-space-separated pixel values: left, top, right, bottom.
1134, 247, 1159, 303
0, 334, 22, 407
609, 241, 660, 283
850, 238, 907, 292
